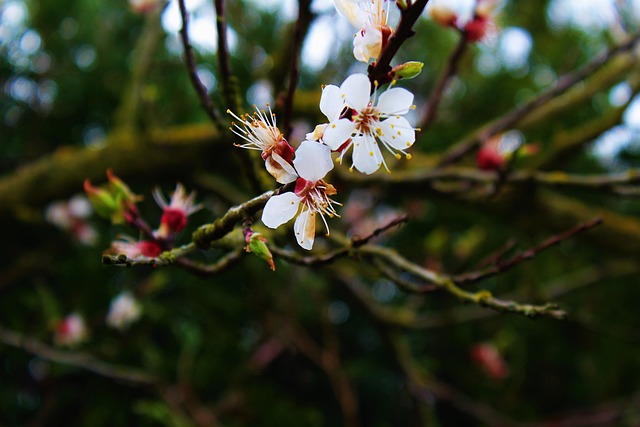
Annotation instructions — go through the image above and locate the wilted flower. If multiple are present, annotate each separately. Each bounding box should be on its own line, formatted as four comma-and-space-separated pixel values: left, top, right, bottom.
318, 73, 418, 174
153, 183, 201, 239
109, 236, 162, 259
262, 141, 340, 250
55, 313, 88, 347
106, 292, 142, 330
228, 105, 297, 184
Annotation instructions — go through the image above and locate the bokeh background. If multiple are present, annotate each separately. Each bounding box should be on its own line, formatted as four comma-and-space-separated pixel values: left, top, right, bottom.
2, 0, 640, 425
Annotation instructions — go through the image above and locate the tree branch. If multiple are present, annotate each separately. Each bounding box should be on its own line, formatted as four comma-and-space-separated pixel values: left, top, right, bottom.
438, 32, 640, 166
282, 0, 313, 140
0, 325, 158, 387
177, 0, 221, 125
421, 32, 469, 129
368, 0, 431, 87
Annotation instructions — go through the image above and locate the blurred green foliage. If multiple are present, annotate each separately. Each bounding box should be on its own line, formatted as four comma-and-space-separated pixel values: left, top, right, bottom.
2, 0, 640, 425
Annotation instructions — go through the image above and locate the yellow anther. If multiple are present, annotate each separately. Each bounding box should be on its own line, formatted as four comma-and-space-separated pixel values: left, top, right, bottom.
406, 153, 412, 160
395, 153, 401, 159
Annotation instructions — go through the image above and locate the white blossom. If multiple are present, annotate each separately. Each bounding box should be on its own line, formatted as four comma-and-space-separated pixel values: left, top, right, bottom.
334, 0, 392, 63
106, 292, 142, 330
319, 73, 417, 174
261, 141, 340, 250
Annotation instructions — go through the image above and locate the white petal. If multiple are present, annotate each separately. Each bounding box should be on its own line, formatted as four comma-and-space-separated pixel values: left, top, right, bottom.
377, 87, 414, 115
341, 73, 371, 112
266, 155, 298, 184
352, 135, 381, 174
320, 85, 344, 121
378, 116, 416, 150
323, 119, 356, 150
293, 140, 334, 182
353, 26, 382, 63
333, 0, 367, 28
294, 208, 316, 250
261, 192, 300, 229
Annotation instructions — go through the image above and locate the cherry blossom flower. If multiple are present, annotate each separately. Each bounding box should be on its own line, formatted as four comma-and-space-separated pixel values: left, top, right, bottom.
334, 0, 393, 63
55, 313, 88, 347
261, 141, 340, 250
228, 105, 297, 184
153, 183, 201, 239
106, 292, 142, 330
109, 237, 162, 259
319, 73, 417, 174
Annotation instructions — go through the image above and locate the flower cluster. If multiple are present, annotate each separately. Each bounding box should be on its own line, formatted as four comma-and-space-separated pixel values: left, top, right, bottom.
84, 171, 201, 260
228, 1, 424, 251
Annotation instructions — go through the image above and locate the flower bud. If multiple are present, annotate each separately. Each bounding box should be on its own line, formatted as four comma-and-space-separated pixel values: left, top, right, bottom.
471, 343, 508, 380
84, 179, 119, 220
84, 170, 141, 224
246, 232, 275, 271
391, 61, 424, 80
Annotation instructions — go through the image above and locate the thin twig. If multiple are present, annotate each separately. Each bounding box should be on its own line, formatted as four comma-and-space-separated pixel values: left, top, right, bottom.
282, 0, 313, 140
454, 217, 603, 284
176, 247, 245, 276
421, 33, 468, 129
341, 165, 640, 194
438, 32, 640, 166
368, 0, 431, 87
351, 214, 409, 247
0, 325, 158, 387
269, 214, 409, 266
360, 245, 568, 319
214, 0, 239, 112
177, 0, 220, 124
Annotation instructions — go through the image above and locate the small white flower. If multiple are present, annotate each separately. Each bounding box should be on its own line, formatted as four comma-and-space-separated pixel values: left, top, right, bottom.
334, 0, 392, 63
320, 73, 418, 174
106, 292, 142, 330
228, 106, 297, 184
261, 141, 340, 250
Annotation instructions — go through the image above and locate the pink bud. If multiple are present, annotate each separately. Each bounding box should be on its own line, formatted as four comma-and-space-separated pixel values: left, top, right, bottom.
476, 142, 504, 171
471, 343, 508, 380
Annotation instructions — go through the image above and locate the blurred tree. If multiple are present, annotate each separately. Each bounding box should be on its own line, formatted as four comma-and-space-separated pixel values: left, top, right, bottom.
2, 0, 640, 426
